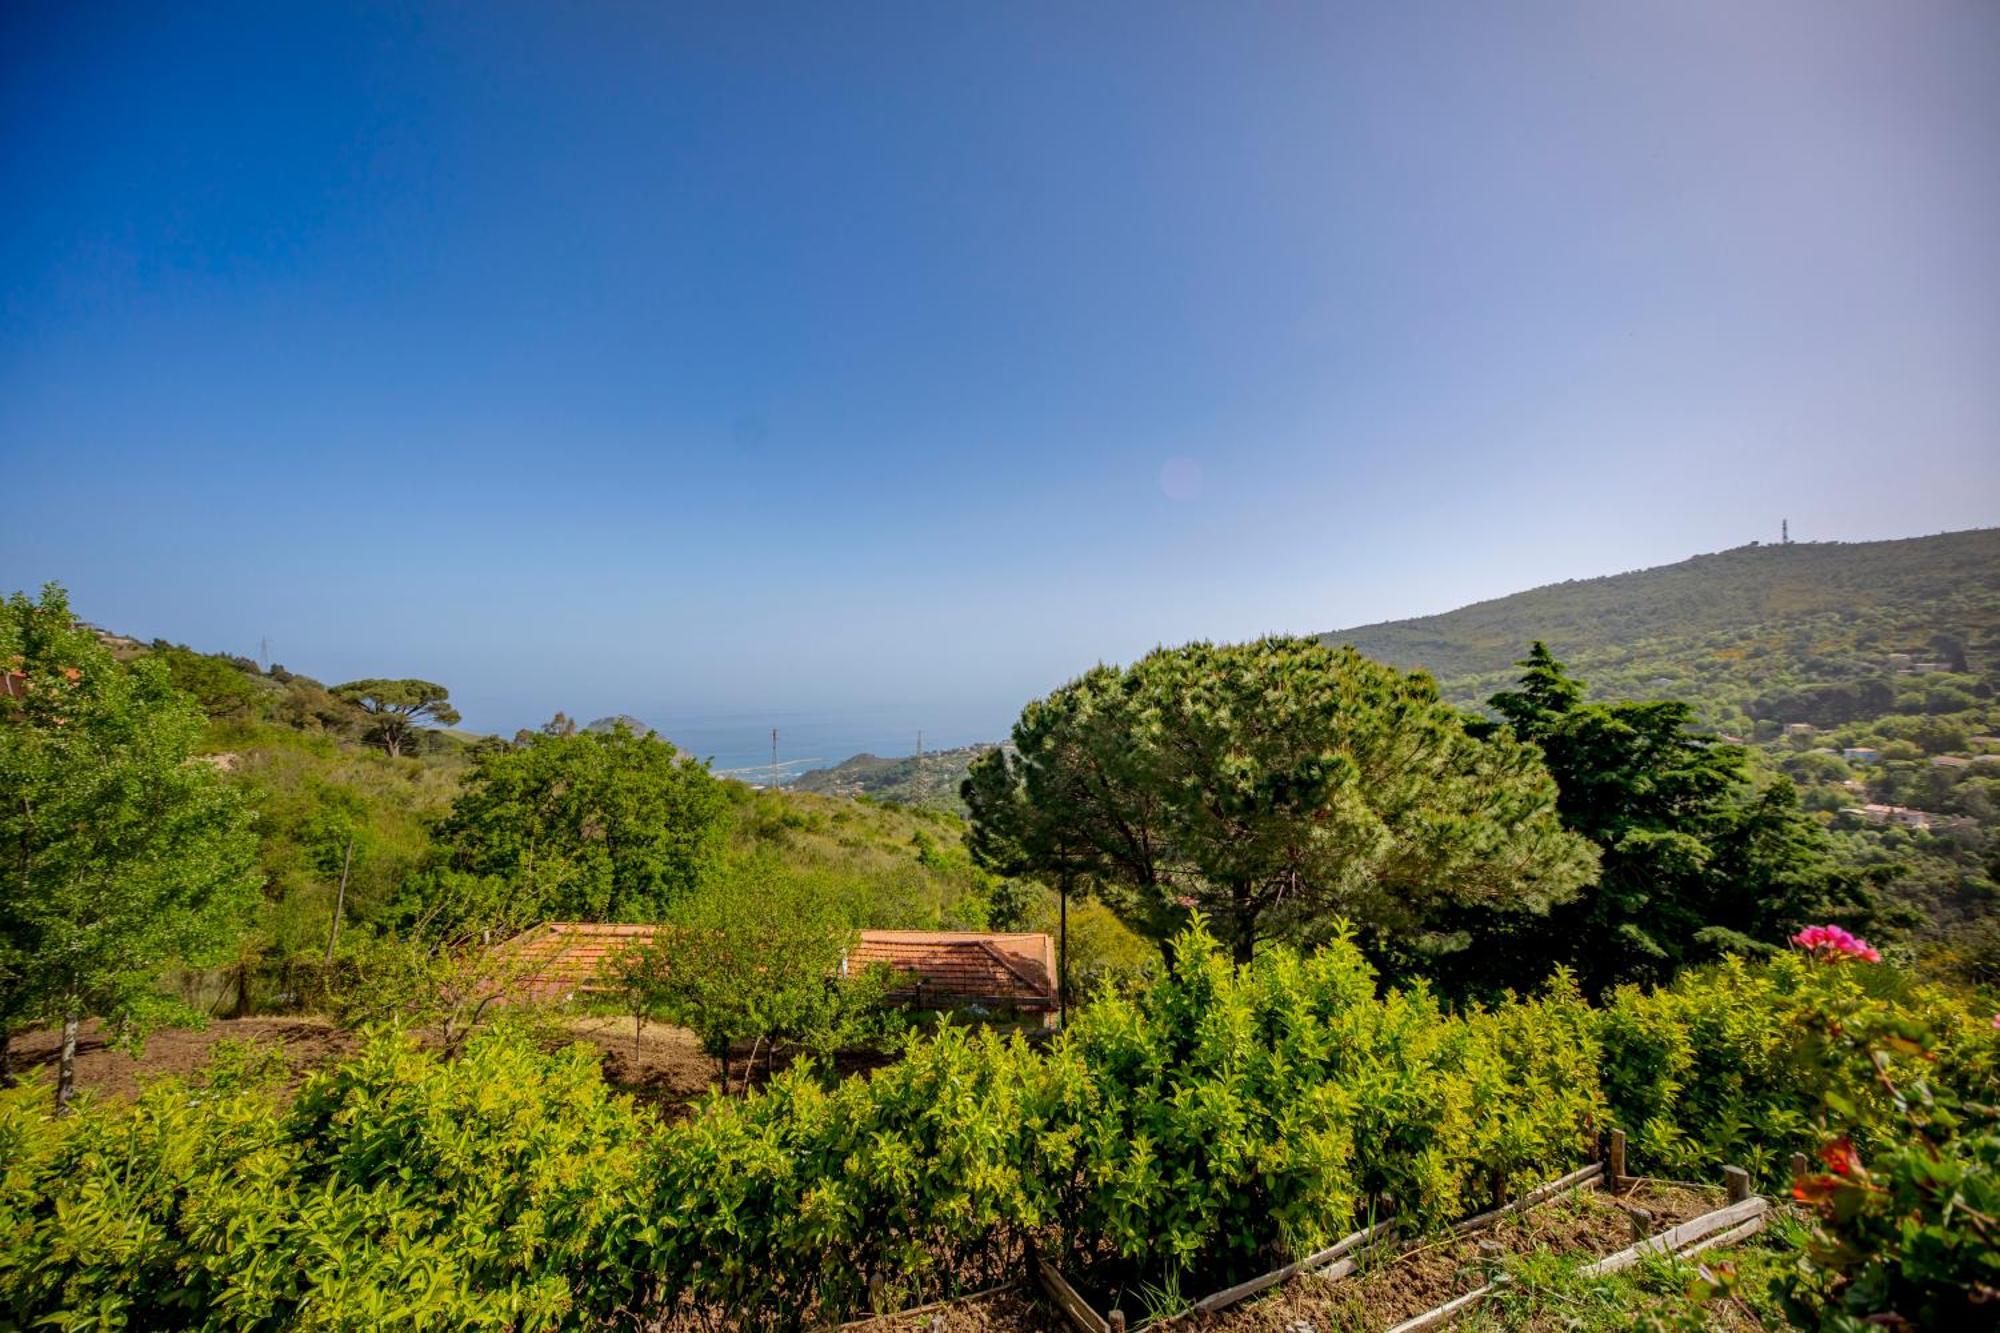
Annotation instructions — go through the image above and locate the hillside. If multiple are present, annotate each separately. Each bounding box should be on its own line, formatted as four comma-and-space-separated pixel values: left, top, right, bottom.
790, 744, 1001, 809
1320, 528, 2000, 720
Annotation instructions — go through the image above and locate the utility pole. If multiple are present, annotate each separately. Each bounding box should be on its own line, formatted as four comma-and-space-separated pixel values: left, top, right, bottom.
770, 727, 779, 787
258, 636, 270, 672
915, 729, 923, 785
1782, 518, 1790, 545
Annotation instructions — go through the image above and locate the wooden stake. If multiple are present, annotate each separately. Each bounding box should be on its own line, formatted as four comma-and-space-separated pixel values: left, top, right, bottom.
325, 834, 354, 966
1607, 1129, 1627, 1188
1036, 1257, 1108, 1333
1724, 1166, 1751, 1204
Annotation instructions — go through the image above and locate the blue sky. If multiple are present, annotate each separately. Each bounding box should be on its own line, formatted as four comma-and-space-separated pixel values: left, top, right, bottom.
3, 2, 1997, 751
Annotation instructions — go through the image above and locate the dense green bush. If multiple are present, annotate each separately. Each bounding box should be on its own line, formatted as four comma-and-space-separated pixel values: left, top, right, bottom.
1, 924, 1993, 1328
1597, 950, 1998, 1187
0, 1031, 651, 1330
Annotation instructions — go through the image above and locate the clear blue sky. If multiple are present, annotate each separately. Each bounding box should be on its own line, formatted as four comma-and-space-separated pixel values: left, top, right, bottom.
4, 2, 1997, 749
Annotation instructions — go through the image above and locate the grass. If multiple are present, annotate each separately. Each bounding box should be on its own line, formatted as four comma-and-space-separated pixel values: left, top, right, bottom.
1462, 1211, 1812, 1331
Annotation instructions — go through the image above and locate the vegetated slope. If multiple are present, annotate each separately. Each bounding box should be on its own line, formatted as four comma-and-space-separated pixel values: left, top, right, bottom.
85, 626, 1042, 964
790, 744, 1001, 810
1320, 527, 2000, 718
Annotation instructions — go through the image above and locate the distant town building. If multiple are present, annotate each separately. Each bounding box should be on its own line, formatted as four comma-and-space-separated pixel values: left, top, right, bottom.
1842, 747, 1880, 764
1931, 755, 1972, 769
1885, 653, 1913, 667
1840, 803, 1934, 831
1783, 723, 1818, 736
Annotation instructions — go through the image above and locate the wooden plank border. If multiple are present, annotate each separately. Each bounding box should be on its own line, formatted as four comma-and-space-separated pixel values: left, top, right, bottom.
1449, 1162, 1604, 1235
837, 1282, 1020, 1329
1383, 1282, 1497, 1333
1378, 1188, 1770, 1332
1158, 1161, 1602, 1326
1176, 1214, 1399, 1318
1580, 1195, 1770, 1277
1037, 1256, 1111, 1333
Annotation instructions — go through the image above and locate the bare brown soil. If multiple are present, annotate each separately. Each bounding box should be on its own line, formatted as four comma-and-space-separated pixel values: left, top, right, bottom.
5, 1011, 869, 1120
6, 1016, 357, 1102
1191, 1180, 1722, 1332
564, 1014, 732, 1117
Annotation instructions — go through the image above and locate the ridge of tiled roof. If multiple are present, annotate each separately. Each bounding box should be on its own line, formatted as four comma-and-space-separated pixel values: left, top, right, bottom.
500, 922, 1057, 1009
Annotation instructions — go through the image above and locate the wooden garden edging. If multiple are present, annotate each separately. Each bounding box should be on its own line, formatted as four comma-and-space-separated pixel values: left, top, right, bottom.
1381, 1183, 1772, 1331
1037, 1253, 1116, 1333
1030, 1138, 1763, 1333
1448, 1162, 1604, 1235
1579, 1194, 1770, 1276
836, 1281, 1020, 1329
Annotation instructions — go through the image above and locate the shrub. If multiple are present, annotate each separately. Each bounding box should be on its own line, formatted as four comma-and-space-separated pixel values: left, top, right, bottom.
0, 1030, 652, 1330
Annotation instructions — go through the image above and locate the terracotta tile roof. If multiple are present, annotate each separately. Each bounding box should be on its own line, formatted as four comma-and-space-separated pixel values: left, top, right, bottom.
845, 931, 1056, 1010
499, 922, 1056, 1011
497, 922, 659, 1001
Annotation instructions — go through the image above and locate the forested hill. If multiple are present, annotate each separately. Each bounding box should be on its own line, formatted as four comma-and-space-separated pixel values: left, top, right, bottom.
1321, 527, 2000, 724
791, 745, 999, 809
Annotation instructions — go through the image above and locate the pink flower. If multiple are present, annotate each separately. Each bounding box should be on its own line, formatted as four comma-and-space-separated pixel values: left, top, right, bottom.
1791, 924, 1880, 963
1990, 1013, 2000, 1031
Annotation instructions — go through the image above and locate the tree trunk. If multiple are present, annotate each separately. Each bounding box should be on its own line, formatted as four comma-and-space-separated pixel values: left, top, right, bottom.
232, 959, 253, 1018
55, 1011, 80, 1112
325, 834, 354, 966
0, 1027, 12, 1088
1232, 915, 1257, 966
718, 1048, 730, 1095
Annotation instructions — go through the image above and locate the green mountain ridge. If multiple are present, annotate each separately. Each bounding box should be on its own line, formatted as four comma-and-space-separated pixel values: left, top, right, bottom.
1320, 527, 2000, 722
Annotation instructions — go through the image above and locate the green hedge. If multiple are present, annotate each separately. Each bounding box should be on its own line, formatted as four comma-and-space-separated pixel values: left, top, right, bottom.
2, 923, 1993, 1328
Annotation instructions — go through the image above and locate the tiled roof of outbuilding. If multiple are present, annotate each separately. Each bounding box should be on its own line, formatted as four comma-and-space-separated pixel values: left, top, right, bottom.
500, 922, 1057, 1011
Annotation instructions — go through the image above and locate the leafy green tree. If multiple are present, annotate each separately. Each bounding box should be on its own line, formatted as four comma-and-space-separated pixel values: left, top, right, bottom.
426, 722, 728, 928
616, 858, 896, 1090
963, 637, 1596, 962
1428, 643, 1882, 995
329, 678, 460, 757
156, 647, 264, 719
0, 586, 259, 1106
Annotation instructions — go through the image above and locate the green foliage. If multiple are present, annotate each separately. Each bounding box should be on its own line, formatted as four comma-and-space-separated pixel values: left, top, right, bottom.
0, 585, 260, 1103
156, 644, 267, 718
1, 927, 1994, 1327
0, 1029, 652, 1330
1596, 952, 1998, 1188
1769, 960, 2000, 1329
426, 723, 729, 929
616, 857, 900, 1086
965, 637, 1596, 962
791, 744, 1000, 811
1417, 645, 1882, 996
1320, 531, 2000, 944
330, 678, 462, 758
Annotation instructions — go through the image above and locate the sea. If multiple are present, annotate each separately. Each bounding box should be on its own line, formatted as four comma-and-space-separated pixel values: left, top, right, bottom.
631, 705, 1005, 785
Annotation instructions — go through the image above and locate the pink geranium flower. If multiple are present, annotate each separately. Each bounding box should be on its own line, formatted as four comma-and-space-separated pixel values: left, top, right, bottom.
1791, 924, 1880, 963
